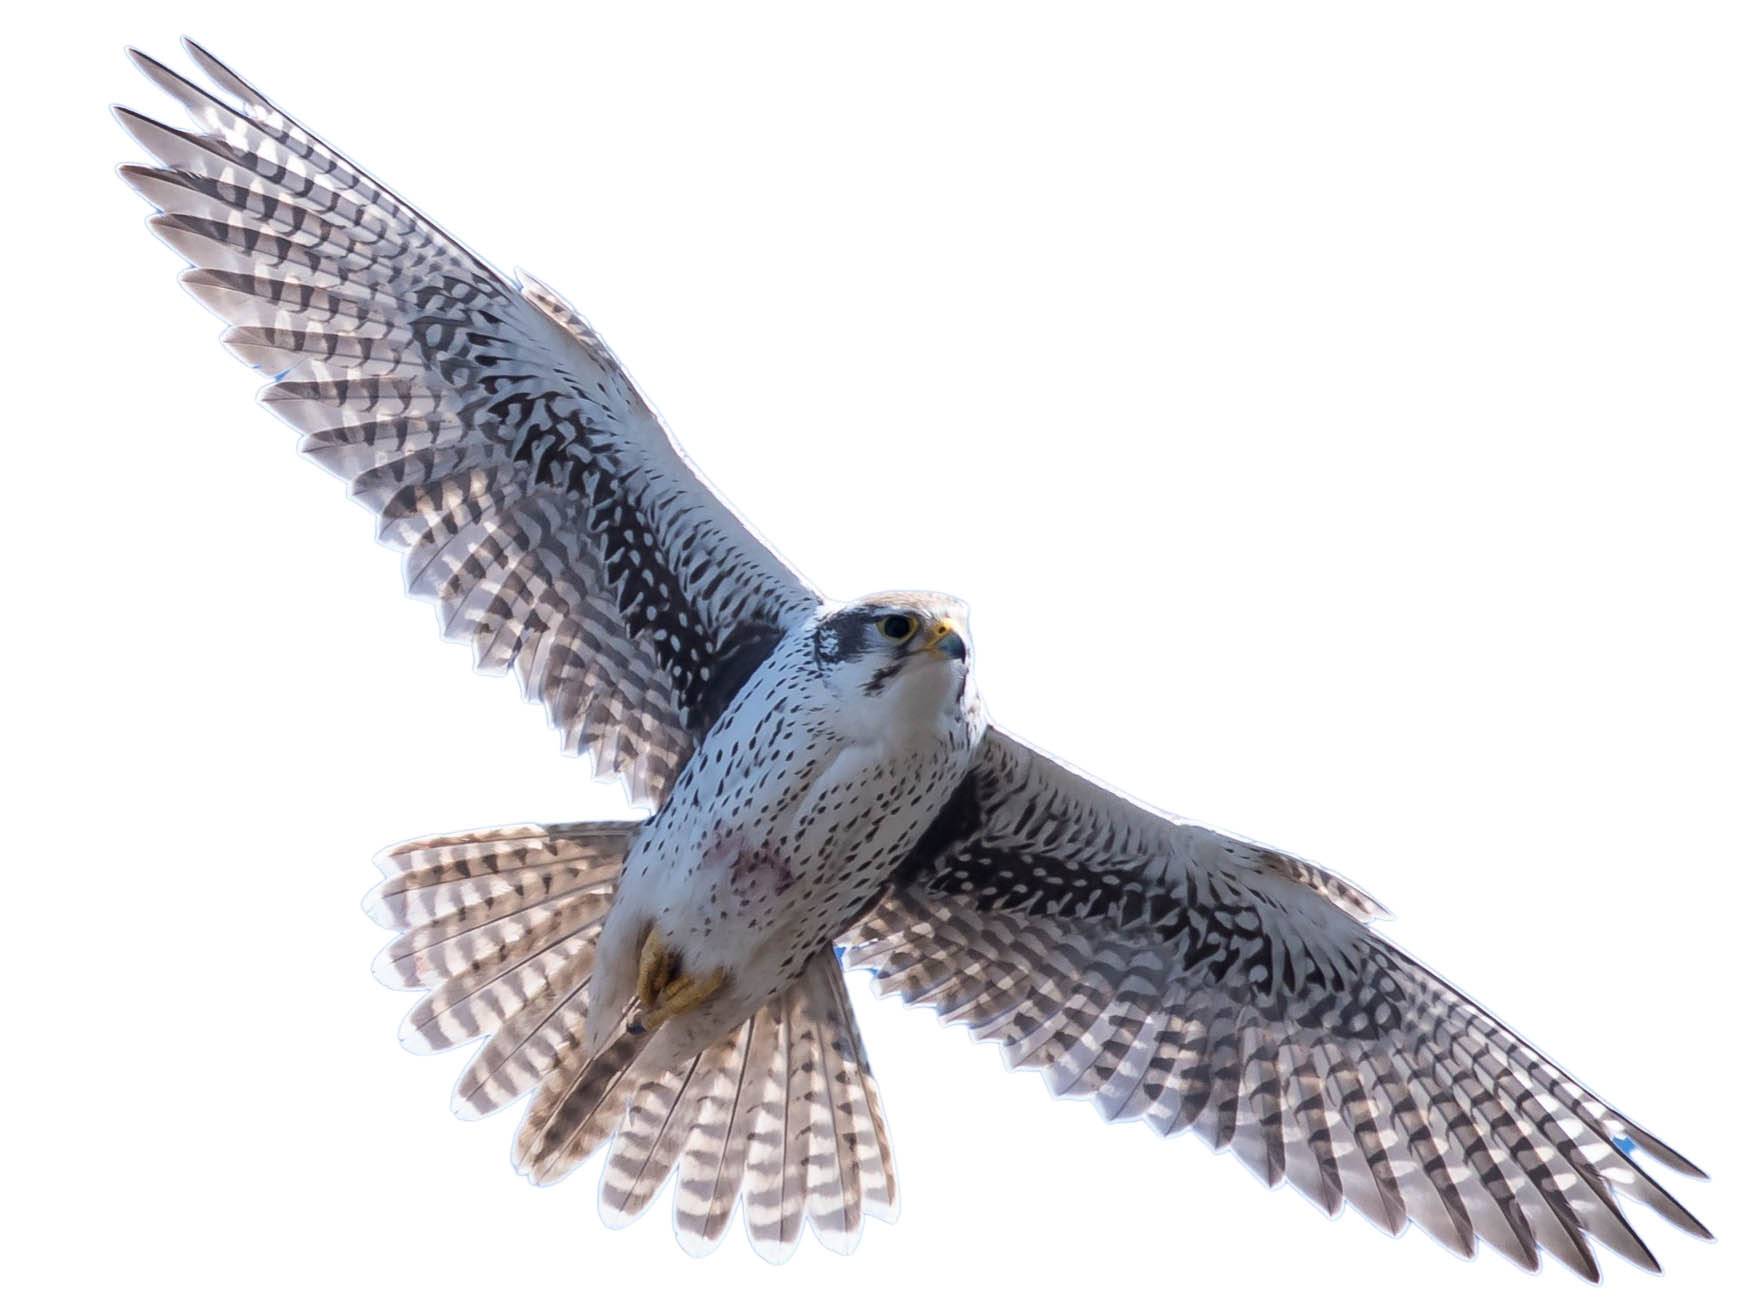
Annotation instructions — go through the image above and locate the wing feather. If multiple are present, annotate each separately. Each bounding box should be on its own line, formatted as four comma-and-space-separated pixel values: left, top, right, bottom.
844, 728, 1707, 1277
120, 43, 818, 806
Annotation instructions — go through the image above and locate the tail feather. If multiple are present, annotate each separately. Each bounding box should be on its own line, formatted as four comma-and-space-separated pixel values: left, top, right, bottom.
741, 978, 816, 1261
516, 1025, 654, 1186
367, 824, 896, 1256
624, 949, 896, 1261
450, 948, 594, 1118
673, 1007, 783, 1255
820, 958, 899, 1222
397, 923, 594, 1057
601, 1044, 718, 1226
803, 961, 867, 1254
366, 824, 634, 1058
374, 890, 613, 995
368, 824, 634, 930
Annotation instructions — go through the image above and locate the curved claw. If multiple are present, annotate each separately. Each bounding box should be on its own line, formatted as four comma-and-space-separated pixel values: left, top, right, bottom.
630, 924, 728, 1032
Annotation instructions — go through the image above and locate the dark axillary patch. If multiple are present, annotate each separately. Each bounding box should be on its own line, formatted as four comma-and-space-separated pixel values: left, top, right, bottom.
896, 770, 984, 882
690, 618, 787, 734
886, 763, 1142, 925
885, 756, 1395, 1033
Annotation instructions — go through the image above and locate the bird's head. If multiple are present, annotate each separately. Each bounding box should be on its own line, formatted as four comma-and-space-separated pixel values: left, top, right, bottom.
812, 590, 975, 720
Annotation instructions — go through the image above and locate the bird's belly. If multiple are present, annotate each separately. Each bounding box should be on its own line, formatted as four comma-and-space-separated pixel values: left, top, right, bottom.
628, 735, 944, 999
586, 684, 974, 1067
667, 740, 918, 959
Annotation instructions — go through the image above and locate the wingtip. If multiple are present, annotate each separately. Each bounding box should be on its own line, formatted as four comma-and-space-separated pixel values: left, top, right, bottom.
1621, 1123, 1711, 1180
1670, 1202, 1715, 1242
125, 45, 166, 76
180, 36, 255, 104
110, 103, 174, 143
1661, 1147, 1711, 1181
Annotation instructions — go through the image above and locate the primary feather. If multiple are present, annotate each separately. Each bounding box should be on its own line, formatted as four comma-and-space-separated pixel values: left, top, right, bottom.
119, 40, 816, 809
841, 730, 1709, 1278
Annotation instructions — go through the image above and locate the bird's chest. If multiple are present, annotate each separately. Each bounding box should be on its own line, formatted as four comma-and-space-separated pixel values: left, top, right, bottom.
628, 697, 968, 955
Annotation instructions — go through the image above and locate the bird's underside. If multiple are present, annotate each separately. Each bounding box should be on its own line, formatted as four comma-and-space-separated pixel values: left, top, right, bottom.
120, 41, 1709, 1276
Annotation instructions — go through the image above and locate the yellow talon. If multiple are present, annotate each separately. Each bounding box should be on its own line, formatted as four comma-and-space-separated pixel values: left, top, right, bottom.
630, 925, 727, 1033
639, 966, 729, 1031
636, 923, 673, 1009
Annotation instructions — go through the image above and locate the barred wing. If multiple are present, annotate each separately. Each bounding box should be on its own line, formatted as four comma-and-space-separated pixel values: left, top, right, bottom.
118, 43, 818, 805
843, 728, 1708, 1278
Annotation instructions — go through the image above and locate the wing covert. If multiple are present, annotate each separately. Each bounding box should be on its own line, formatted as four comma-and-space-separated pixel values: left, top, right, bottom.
119, 42, 819, 805
844, 728, 1708, 1278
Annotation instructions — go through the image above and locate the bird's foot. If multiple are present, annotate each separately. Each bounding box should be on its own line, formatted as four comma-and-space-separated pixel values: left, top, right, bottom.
635, 923, 674, 1011
630, 925, 728, 1034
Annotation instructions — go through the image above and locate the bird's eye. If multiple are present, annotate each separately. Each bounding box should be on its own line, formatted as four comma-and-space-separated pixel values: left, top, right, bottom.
875, 614, 918, 643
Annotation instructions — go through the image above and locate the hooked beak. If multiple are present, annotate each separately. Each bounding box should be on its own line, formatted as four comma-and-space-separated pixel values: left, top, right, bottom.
922, 618, 968, 662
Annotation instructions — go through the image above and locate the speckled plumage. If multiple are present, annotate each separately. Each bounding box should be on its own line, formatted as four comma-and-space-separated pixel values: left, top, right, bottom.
120, 42, 1707, 1275
584, 604, 982, 1072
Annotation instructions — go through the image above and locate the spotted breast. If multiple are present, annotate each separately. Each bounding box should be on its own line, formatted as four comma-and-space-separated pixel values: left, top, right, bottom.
583, 594, 985, 1073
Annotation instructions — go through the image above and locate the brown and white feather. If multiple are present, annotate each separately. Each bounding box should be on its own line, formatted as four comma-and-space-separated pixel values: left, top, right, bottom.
842, 729, 1708, 1279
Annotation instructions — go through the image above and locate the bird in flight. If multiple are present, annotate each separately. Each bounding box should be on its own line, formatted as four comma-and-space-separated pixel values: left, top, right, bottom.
118, 41, 1708, 1276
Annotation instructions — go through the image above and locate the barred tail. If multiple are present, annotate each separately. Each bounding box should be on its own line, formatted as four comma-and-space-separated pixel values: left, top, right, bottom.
599, 949, 897, 1260
367, 822, 637, 1114
369, 830, 896, 1259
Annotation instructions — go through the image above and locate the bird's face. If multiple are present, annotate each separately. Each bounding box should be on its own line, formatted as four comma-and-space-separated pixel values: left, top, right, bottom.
813, 591, 975, 723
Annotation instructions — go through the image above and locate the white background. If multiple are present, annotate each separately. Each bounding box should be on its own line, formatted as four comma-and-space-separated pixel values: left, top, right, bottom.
6, 2, 1747, 1311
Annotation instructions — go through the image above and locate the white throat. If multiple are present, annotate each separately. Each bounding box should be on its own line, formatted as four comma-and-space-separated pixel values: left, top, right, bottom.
843, 654, 975, 750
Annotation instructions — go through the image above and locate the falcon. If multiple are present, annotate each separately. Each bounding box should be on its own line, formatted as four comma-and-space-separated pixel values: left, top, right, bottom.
117, 42, 1709, 1276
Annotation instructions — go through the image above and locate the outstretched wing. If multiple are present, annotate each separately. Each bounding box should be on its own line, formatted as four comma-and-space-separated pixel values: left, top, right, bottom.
842, 728, 1708, 1279
118, 42, 818, 806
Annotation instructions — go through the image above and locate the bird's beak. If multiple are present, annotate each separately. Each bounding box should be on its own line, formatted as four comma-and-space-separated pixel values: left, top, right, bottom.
922, 618, 968, 662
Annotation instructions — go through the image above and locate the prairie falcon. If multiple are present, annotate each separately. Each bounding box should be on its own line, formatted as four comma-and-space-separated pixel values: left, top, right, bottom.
117, 42, 1708, 1275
